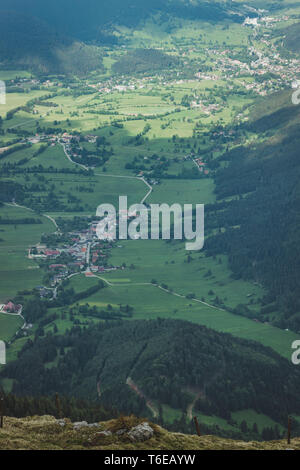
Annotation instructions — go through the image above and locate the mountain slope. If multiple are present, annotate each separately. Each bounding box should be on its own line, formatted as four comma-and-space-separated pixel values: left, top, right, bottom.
0, 0, 258, 71
0, 11, 103, 74
282, 22, 300, 54
2, 319, 300, 438
112, 48, 180, 75
205, 91, 300, 331
0, 0, 251, 41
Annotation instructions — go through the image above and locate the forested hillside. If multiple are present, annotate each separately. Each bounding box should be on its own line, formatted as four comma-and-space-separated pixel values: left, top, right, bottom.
2, 319, 300, 439
205, 95, 300, 331
112, 49, 180, 75
0, 11, 103, 73
0, 392, 117, 423
0, 0, 250, 71
282, 22, 300, 54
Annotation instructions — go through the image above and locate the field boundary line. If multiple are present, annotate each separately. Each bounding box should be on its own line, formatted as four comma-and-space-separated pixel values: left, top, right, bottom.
92, 274, 224, 311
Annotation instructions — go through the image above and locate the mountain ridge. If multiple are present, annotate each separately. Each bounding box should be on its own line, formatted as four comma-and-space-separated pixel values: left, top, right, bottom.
0, 10, 103, 74
0, 0, 253, 41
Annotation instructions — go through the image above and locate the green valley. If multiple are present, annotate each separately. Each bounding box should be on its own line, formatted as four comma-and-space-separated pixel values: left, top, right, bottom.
1, 0, 300, 443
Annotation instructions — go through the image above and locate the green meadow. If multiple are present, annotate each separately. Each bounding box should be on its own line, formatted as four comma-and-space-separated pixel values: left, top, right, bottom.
0, 70, 32, 80
0, 313, 23, 342
99, 238, 263, 309
0, 90, 45, 120
148, 179, 215, 205
0, 205, 54, 302
73, 277, 297, 360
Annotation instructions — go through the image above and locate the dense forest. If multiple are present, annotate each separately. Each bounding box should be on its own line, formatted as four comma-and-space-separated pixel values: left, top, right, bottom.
2, 318, 300, 438
205, 100, 300, 332
112, 49, 180, 75
0, 392, 118, 424
281, 22, 300, 54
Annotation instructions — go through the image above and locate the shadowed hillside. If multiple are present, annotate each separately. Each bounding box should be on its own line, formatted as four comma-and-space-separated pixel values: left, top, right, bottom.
0, 11, 103, 74
205, 91, 300, 331
0, 0, 251, 41
283, 22, 300, 54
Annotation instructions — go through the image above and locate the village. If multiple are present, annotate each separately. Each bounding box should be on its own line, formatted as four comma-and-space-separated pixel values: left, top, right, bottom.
28, 220, 124, 300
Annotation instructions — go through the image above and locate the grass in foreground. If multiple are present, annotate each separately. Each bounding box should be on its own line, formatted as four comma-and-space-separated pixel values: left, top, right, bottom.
0, 415, 298, 450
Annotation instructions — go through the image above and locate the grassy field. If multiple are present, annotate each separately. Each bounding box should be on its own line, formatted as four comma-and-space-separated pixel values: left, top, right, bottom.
13, 169, 148, 213
75, 278, 298, 359
0, 205, 54, 302
190, 409, 285, 434
0, 90, 45, 120
0, 70, 32, 80
120, 16, 251, 49
0, 313, 23, 342
231, 410, 285, 434
99, 239, 264, 310
148, 179, 215, 205
22, 144, 75, 170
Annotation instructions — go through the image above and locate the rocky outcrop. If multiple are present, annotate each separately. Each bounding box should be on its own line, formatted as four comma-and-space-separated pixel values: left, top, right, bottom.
128, 422, 154, 442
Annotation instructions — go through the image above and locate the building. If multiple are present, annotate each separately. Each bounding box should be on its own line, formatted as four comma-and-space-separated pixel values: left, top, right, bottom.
3, 301, 21, 314
45, 249, 60, 258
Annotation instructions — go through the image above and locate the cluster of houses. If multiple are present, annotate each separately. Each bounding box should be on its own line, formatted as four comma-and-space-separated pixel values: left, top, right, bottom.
26, 132, 97, 150
195, 13, 300, 98
35, 286, 54, 299
7, 77, 65, 94
60, 133, 97, 145
193, 157, 209, 175
29, 222, 123, 296
243, 15, 290, 29
87, 77, 150, 95
190, 99, 220, 114
184, 154, 209, 175
0, 301, 22, 315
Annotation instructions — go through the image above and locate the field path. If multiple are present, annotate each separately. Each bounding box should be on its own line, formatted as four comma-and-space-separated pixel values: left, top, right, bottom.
5, 202, 60, 233
61, 142, 153, 204
93, 275, 224, 312
126, 377, 158, 418
187, 390, 204, 421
